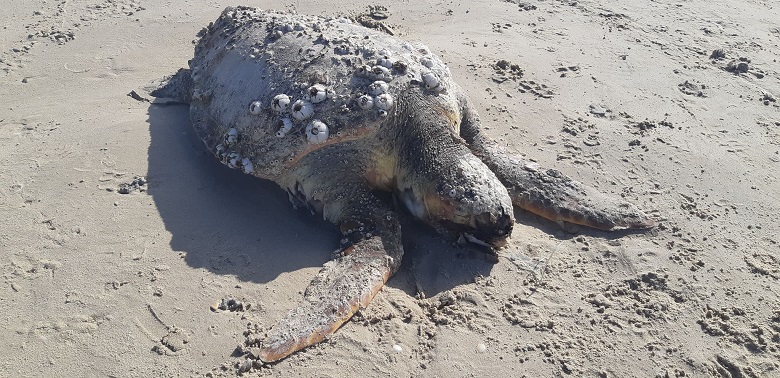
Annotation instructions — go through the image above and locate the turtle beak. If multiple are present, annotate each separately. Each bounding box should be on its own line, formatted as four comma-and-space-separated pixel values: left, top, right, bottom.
421, 190, 513, 248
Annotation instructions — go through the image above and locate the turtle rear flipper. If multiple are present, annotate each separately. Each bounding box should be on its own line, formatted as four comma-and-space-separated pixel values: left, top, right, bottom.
139, 68, 193, 104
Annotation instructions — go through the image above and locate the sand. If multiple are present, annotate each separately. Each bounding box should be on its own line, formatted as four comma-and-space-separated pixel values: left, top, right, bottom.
1, 0, 779, 377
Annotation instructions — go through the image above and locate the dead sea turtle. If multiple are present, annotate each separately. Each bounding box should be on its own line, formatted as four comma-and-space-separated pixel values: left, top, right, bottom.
150, 6, 655, 363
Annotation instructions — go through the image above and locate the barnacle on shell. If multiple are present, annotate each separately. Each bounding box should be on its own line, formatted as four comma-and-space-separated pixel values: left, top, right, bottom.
275, 118, 293, 137
368, 81, 389, 95
226, 128, 238, 143
227, 152, 241, 168
306, 120, 329, 143
356, 65, 372, 77
371, 66, 392, 81
421, 71, 444, 92
291, 100, 314, 120
357, 94, 374, 110
306, 84, 328, 104
375, 93, 393, 111
271, 94, 291, 112
249, 101, 263, 115
377, 56, 393, 69
242, 158, 254, 174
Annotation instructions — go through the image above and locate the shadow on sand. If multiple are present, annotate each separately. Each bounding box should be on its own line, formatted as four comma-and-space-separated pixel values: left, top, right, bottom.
145, 103, 497, 297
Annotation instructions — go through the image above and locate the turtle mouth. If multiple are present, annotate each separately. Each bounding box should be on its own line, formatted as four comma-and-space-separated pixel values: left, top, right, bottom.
463, 232, 509, 249
443, 214, 512, 249
421, 194, 513, 249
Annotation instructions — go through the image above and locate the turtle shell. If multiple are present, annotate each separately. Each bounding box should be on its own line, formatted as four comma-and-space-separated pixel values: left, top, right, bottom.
187, 7, 459, 180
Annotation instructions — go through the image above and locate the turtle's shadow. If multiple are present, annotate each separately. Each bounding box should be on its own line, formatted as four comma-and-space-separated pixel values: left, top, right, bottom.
146, 104, 334, 284
146, 103, 495, 295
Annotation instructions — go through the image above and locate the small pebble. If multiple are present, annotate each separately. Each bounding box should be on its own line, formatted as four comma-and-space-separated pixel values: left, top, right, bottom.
477, 343, 487, 353
392, 344, 403, 353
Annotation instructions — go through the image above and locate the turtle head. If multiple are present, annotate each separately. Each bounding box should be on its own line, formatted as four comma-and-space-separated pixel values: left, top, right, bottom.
400, 154, 514, 248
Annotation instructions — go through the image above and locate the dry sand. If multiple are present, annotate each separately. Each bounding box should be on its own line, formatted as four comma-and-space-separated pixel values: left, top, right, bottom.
1, 0, 779, 377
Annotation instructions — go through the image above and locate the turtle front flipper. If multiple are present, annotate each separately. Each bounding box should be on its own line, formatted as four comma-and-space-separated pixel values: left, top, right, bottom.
257, 231, 398, 362
498, 162, 656, 230
256, 156, 404, 362
458, 97, 655, 231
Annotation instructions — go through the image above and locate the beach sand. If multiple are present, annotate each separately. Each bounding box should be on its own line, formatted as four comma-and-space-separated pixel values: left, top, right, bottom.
1, 0, 778, 376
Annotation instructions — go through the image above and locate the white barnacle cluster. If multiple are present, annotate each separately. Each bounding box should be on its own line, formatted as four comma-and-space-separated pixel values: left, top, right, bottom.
270, 14, 321, 40
368, 80, 389, 96
377, 55, 393, 69
417, 53, 448, 93
218, 128, 245, 171
375, 93, 393, 117
249, 83, 332, 143
249, 100, 264, 115
353, 52, 401, 116
241, 157, 254, 174
357, 94, 374, 110
226, 152, 241, 168
226, 128, 238, 144
214, 135, 255, 174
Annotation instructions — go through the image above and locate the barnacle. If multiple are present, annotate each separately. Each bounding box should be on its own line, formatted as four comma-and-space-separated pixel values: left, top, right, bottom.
421, 71, 444, 92
226, 128, 238, 144
242, 158, 254, 173
306, 84, 328, 104
371, 65, 392, 81
291, 100, 314, 120
306, 120, 329, 143
275, 118, 293, 137
377, 55, 392, 69
357, 94, 374, 110
271, 94, 291, 112
368, 81, 389, 95
249, 101, 263, 115
375, 93, 393, 111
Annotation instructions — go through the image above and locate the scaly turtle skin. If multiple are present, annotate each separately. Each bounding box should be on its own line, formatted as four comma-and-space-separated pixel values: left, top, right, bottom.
150, 6, 655, 363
